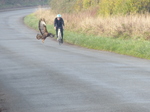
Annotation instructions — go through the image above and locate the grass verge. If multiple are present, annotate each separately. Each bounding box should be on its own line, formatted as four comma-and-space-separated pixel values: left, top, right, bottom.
24, 14, 150, 60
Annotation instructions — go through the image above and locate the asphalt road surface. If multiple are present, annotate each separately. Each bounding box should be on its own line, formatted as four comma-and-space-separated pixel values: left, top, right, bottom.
0, 8, 150, 112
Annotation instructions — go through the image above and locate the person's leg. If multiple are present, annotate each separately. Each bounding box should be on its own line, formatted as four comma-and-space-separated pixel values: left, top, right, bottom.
56, 27, 58, 38
61, 28, 63, 43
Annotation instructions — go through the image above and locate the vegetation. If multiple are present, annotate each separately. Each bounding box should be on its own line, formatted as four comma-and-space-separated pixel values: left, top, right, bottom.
24, 13, 150, 59
50, 0, 150, 15
24, 0, 150, 59
49, 0, 150, 40
34, 8, 150, 40
99, 0, 150, 16
50, 0, 76, 13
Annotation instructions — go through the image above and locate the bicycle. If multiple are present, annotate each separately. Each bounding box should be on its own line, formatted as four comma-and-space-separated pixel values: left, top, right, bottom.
57, 28, 63, 45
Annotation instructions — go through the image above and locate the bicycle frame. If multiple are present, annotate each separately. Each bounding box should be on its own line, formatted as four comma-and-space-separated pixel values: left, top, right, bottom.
57, 28, 62, 45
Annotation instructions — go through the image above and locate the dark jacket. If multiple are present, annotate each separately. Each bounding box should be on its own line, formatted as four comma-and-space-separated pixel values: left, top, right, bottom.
54, 17, 64, 28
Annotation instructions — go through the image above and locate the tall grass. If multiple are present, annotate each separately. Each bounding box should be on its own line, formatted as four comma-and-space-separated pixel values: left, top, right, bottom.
34, 8, 150, 40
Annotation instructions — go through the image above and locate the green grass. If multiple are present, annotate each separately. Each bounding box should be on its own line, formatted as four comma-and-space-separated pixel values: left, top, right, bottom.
24, 14, 150, 60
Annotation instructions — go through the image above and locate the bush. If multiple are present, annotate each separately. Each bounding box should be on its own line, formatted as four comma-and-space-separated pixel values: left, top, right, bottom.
99, 0, 150, 16
50, 0, 150, 15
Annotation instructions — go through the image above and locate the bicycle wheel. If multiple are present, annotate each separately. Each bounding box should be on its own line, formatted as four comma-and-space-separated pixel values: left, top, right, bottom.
58, 29, 62, 45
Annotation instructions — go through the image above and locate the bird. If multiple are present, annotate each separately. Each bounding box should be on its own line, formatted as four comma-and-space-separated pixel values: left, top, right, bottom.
36, 18, 54, 43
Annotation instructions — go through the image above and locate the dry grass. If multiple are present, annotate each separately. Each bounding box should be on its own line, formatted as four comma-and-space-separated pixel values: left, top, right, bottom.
34, 7, 56, 25
34, 8, 150, 40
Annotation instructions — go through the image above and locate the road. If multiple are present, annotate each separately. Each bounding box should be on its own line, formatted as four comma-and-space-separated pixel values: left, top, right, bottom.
0, 8, 150, 112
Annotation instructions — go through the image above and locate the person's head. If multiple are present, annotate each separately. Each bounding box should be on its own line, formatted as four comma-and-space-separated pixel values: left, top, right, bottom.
56, 14, 61, 20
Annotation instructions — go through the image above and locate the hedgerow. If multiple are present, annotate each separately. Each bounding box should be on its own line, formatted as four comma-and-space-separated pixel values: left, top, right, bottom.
50, 0, 150, 16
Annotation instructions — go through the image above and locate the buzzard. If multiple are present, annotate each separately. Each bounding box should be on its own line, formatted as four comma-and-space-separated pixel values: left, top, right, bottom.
36, 18, 54, 43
